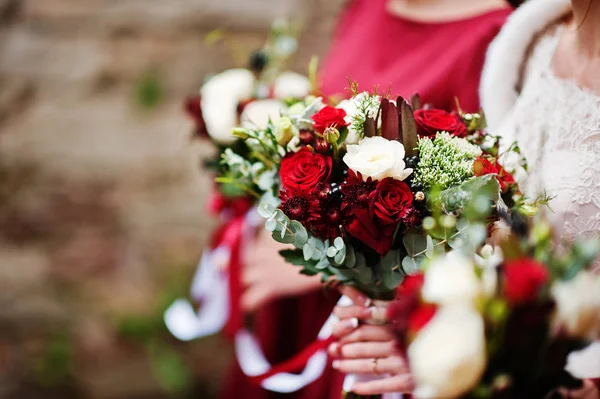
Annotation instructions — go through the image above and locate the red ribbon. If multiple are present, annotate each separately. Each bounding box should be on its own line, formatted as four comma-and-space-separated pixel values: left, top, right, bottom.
205, 191, 335, 385
248, 336, 336, 385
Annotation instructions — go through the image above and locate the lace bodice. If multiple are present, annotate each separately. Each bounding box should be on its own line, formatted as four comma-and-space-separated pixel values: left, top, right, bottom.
501, 25, 600, 264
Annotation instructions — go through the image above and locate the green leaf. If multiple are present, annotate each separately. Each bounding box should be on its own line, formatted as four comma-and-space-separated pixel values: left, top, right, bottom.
327, 246, 338, 258
345, 244, 356, 268
432, 175, 500, 216
265, 217, 278, 232
402, 255, 425, 275
315, 257, 331, 270
334, 237, 345, 250
426, 235, 434, 258
290, 221, 308, 248
334, 246, 346, 265
257, 202, 276, 218
356, 265, 373, 285
303, 241, 315, 261
403, 233, 428, 257
272, 229, 295, 244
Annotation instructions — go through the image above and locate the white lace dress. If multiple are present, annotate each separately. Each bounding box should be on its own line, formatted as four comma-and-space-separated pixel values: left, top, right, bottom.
500, 25, 600, 379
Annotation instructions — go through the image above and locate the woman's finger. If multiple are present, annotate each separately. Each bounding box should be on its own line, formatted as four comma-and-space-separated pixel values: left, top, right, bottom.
339, 341, 398, 359
339, 325, 396, 344
332, 318, 359, 338
339, 286, 372, 307
332, 355, 408, 375
559, 380, 600, 399
351, 373, 415, 395
334, 305, 373, 320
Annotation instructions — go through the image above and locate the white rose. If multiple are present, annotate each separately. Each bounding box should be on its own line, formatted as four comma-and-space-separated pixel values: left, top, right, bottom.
565, 342, 600, 379
240, 99, 284, 131
409, 305, 486, 399
552, 271, 600, 340
201, 68, 256, 144
422, 251, 483, 306
273, 71, 311, 100
343, 136, 412, 181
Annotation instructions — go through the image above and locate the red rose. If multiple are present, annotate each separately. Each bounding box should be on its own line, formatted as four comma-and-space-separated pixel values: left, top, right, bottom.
346, 178, 413, 255
279, 148, 332, 193
370, 178, 414, 226
408, 304, 437, 333
503, 258, 549, 304
396, 274, 425, 297
474, 157, 517, 193
347, 208, 391, 254
414, 109, 468, 138
312, 106, 349, 133
497, 164, 517, 193
473, 157, 498, 176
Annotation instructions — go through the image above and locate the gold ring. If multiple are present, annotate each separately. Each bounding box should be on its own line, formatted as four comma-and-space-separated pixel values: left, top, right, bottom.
371, 358, 380, 375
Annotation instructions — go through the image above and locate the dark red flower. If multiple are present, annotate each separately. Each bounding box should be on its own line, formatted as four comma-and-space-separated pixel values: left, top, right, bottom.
279, 190, 320, 227
400, 206, 423, 230
279, 148, 332, 194
340, 170, 377, 213
414, 109, 468, 138
314, 138, 330, 154
312, 199, 345, 241
299, 129, 315, 145
184, 95, 209, 139
313, 182, 331, 201
503, 258, 549, 305
370, 178, 413, 226
497, 164, 517, 193
312, 106, 348, 133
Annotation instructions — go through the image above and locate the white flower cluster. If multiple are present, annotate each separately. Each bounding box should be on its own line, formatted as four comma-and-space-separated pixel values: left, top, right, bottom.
413, 132, 482, 190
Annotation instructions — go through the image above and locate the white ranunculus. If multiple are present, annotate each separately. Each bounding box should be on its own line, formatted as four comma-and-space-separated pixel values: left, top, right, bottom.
565, 342, 600, 379
273, 71, 311, 100
409, 306, 487, 399
422, 251, 483, 306
552, 271, 600, 340
343, 136, 412, 181
240, 99, 284, 131
201, 68, 256, 144
337, 92, 380, 144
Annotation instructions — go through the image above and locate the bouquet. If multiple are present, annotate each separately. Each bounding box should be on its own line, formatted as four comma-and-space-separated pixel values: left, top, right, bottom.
389, 209, 600, 398
223, 84, 535, 300
221, 85, 548, 398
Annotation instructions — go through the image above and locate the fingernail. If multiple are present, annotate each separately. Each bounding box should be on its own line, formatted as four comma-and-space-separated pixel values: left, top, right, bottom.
363, 297, 372, 307
332, 360, 340, 369
360, 307, 373, 318
345, 317, 359, 329
329, 343, 339, 355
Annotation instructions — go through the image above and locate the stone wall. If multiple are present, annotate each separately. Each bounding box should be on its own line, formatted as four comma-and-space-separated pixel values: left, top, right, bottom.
0, 0, 344, 398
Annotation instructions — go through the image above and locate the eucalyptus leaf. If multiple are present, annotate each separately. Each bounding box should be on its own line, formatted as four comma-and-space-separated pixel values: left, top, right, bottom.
334, 246, 346, 265
403, 233, 428, 257
265, 217, 277, 232
345, 245, 356, 268
257, 202, 276, 219
290, 221, 308, 248
402, 255, 425, 275
426, 235, 435, 258
356, 265, 373, 285
334, 237, 345, 250
303, 242, 315, 261
315, 257, 331, 270
327, 246, 338, 258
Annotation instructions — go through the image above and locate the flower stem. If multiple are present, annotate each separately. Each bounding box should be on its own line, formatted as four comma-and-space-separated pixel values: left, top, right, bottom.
214, 177, 261, 199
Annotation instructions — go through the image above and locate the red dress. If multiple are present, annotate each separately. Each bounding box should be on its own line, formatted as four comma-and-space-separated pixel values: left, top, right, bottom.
220, 2, 510, 399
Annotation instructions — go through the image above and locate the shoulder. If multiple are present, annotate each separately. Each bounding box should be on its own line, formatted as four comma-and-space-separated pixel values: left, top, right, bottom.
480, 0, 571, 130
